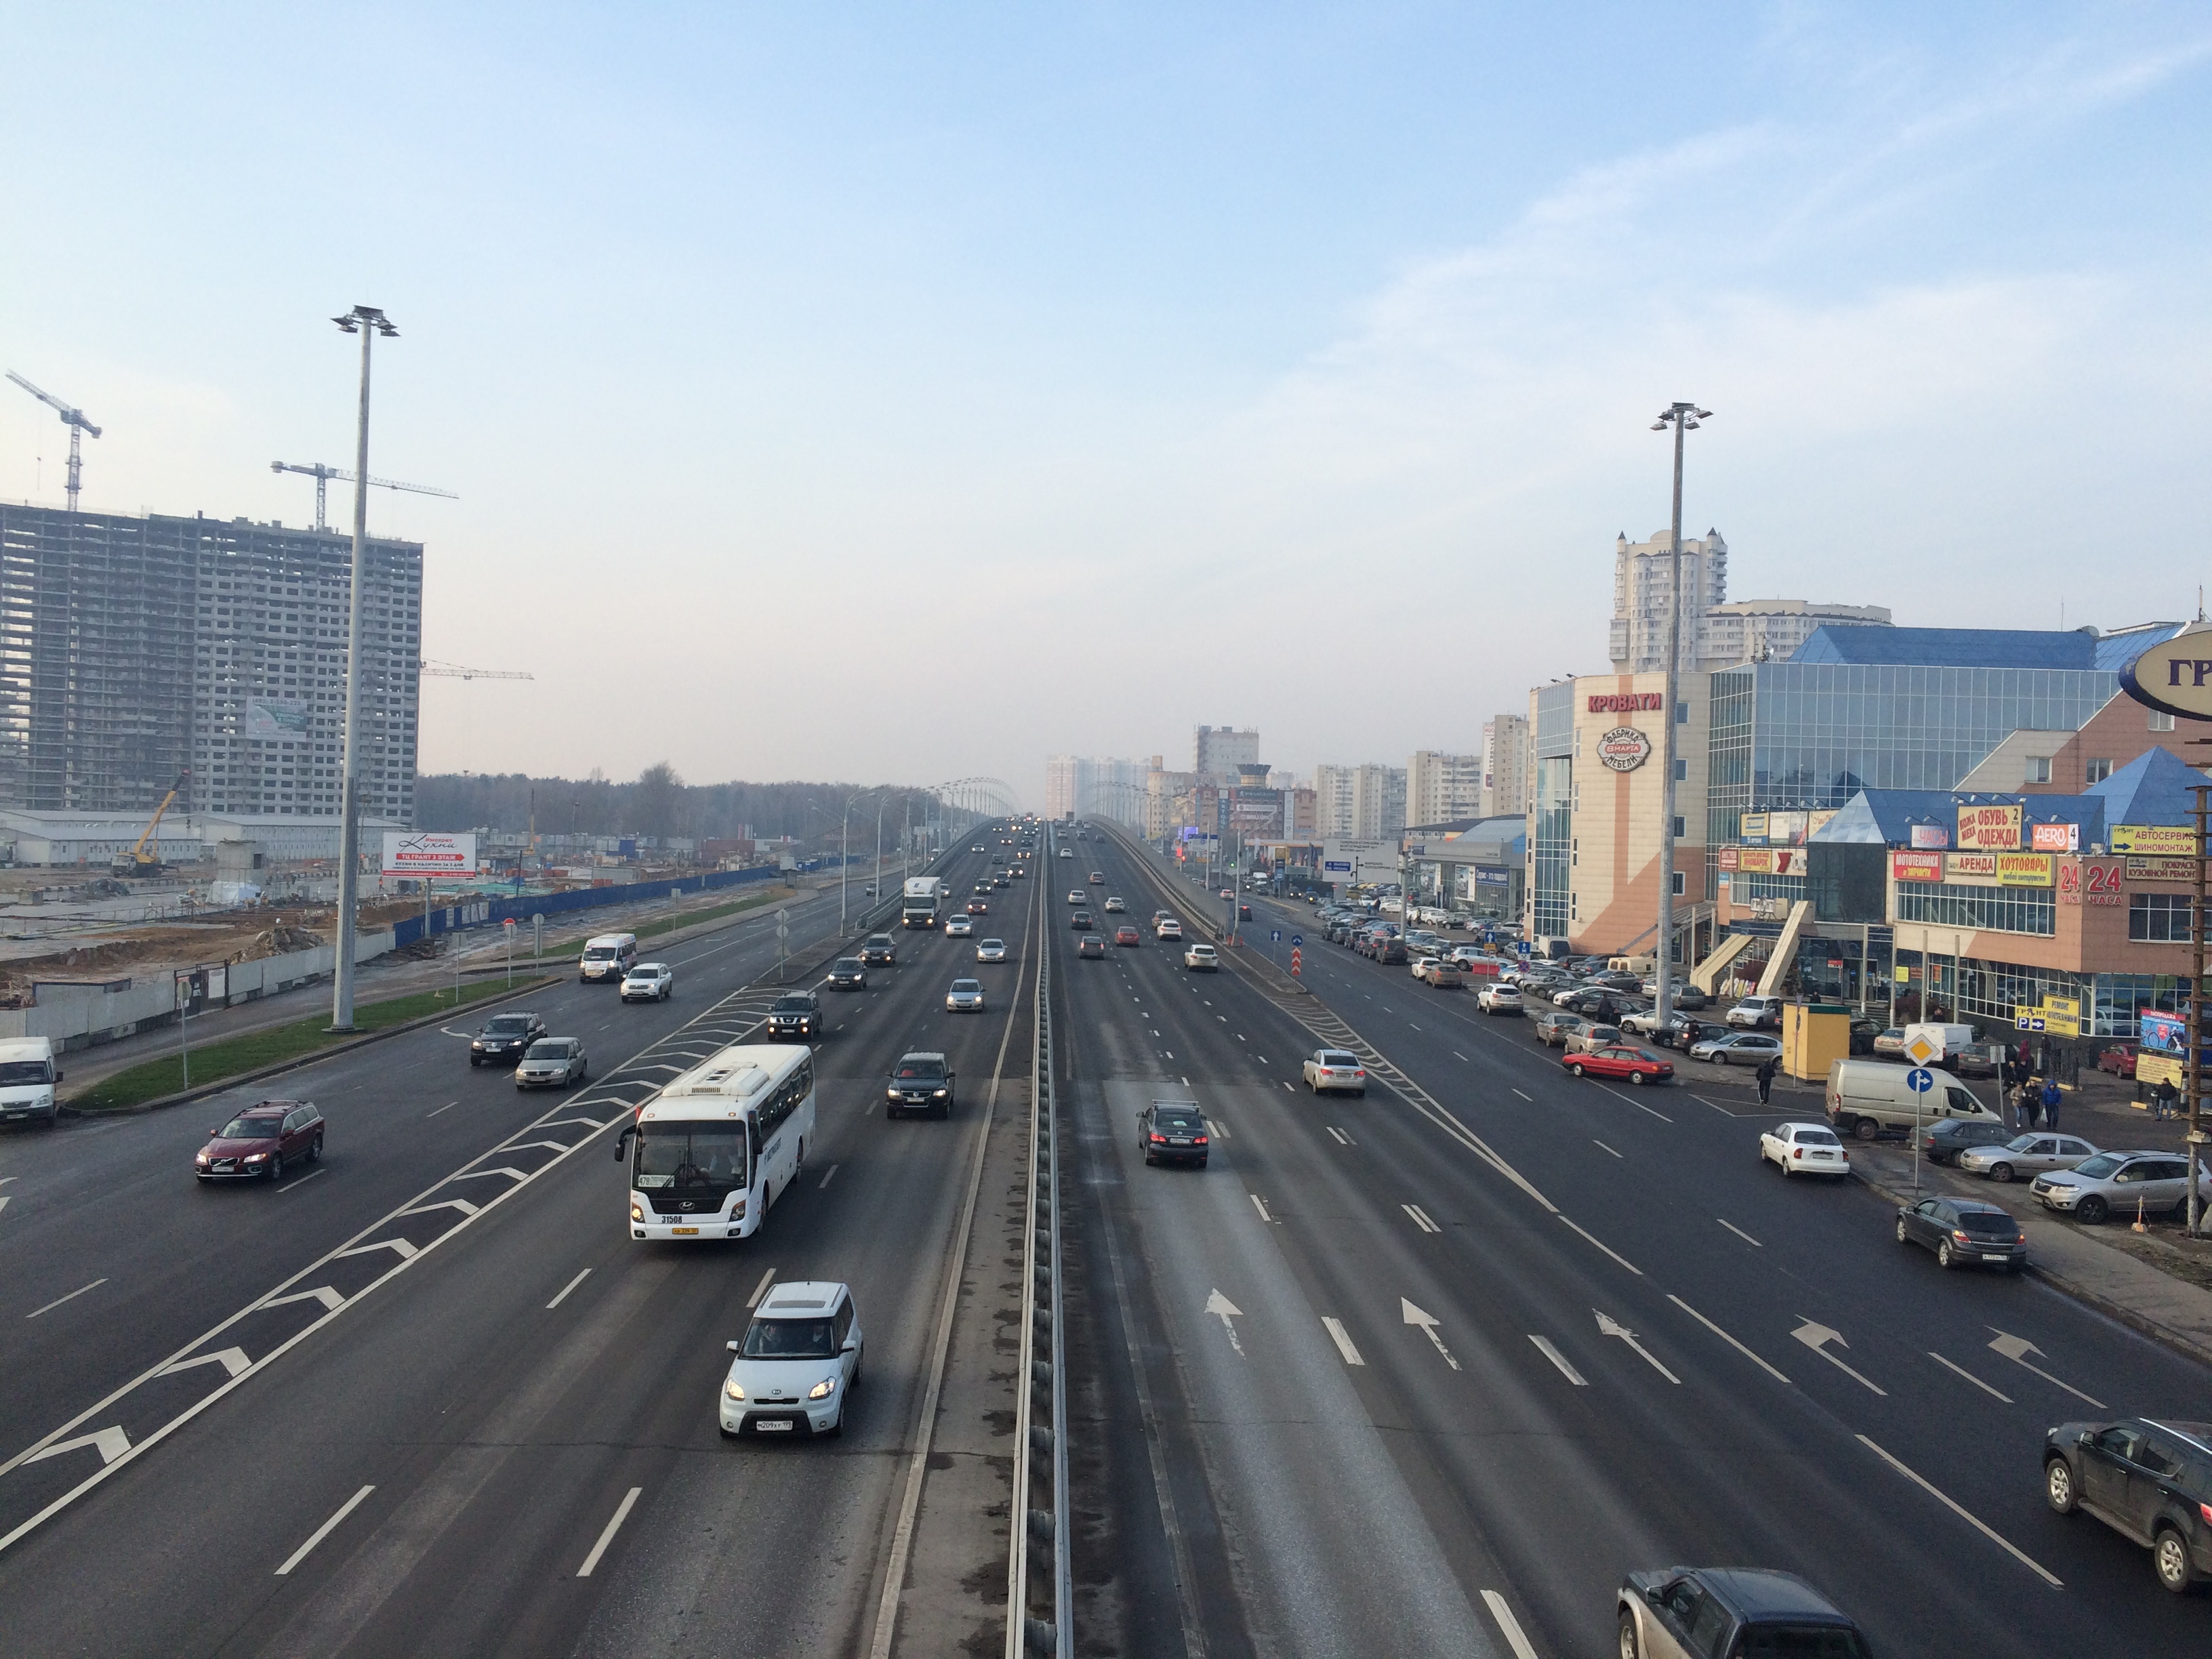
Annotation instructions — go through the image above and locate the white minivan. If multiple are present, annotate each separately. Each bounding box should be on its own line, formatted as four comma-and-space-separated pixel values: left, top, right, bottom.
1825, 1058, 2001, 1141
0, 1037, 61, 1127
579, 933, 640, 984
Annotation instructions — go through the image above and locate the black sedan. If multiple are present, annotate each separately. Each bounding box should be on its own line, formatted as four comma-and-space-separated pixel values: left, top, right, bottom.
825, 958, 869, 991
1896, 1195, 2026, 1271
1138, 1102, 1210, 1167
1070, 910, 1094, 930
1919, 1118, 2014, 1166
470, 1011, 546, 1067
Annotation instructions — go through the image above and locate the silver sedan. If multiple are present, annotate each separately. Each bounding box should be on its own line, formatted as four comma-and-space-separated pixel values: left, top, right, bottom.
946, 979, 987, 1012
1958, 1133, 2100, 1184
975, 939, 1008, 963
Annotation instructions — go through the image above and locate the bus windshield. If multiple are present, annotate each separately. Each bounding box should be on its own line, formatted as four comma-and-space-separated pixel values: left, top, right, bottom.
633, 1123, 749, 1192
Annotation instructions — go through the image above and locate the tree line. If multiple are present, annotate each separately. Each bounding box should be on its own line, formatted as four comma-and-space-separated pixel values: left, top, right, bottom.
417, 764, 945, 844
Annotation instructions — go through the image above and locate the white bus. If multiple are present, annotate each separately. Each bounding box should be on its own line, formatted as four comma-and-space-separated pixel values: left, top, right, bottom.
615, 1042, 816, 1241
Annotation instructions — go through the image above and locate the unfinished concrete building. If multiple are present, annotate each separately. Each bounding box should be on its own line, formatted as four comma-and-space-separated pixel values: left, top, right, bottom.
0, 505, 422, 823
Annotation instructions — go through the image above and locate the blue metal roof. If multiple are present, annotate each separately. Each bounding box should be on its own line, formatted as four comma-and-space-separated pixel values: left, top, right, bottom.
1809, 789, 2113, 847
2086, 746, 2212, 827
1792, 621, 2183, 670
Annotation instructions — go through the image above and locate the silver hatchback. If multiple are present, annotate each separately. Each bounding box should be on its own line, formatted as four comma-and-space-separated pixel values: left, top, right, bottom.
945, 979, 987, 1012
1958, 1133, 2100, 1185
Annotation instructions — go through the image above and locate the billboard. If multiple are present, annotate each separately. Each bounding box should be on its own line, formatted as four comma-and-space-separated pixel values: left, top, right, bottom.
1957, 803, 2023, 851
1995, 852, 2055, 887
1908, 822, 1950, 850
2030, 821, 2078, 853
2119, 621, 2212, 722
1739, 813, 1769, 844
1319, 837, 1397, 888
382, 831, 480, 878
2112, 824, 2196, 856
243, 698, 312, 739
1891, 850, 1944, 883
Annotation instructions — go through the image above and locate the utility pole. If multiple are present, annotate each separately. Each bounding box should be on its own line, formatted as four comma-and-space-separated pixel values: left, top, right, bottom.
1649, 401, 1711, 1035
329, 304, 398, 1031
2192, 785, 2207, 1235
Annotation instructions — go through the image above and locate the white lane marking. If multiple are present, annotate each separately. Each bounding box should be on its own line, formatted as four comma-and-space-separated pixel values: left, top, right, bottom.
818, 1164, 840, 1191
277, 1169, 327, 1193
1717, 1218, 1763, 1248
1205, 1290, 1245, 1355
1406, 1023, 1420, 1031
1283, 1081, 1295, 1091
1402, 1203, 1441, 1235
1987, 1330, 2105, 1408
1666, 1295, 1793, 1386
25, 1278, 107, 1319
546, 1269, 592, 1311
25, 1427, 129, 1466
1930, 1351, 2013, 1402
335, 1240, 417, 1263
265, 1286, 346, 1313
1181, 1076, 1189, 1086
425, 1101, 458, 1118
1210, 1122, 1231, 1140
1856, 1435, 2062, 1586
1792, 1318, 1887, 1395
1692, 1094, 1735, 1116
1592, 1139, 1622, 1158
1599, 1084, 1673, 1122
1321, 1317, 1365, 1366
1164, 1051, 1174, 1060
1401, 1299, 1460, 1370
577, 1486, 642, 1578
1529, 1334, 1587, 1387
1452, 1051, 1469, 1062
1482, 1589, 1542, 1659
0, 1197, 8, 1214
1511, 1088, 1532, 1101
0, 1177, 14, 1185
452, 1168, 529, 1185
1595, 1309, 1679, 1383
747, 1269, 777, 1308
275, 1484, 376, 1576
159, 1348, 249, 1380
1559, 1216, 1641, 1275
1250, 1195, 1274, 1225
1326, 1126, 1353, 1146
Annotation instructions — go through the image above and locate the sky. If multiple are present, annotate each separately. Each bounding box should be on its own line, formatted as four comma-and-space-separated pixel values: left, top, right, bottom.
4, 3, 2209, 806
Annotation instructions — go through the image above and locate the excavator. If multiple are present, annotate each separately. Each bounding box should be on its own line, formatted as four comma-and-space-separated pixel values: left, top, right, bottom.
112, 770, 190, 877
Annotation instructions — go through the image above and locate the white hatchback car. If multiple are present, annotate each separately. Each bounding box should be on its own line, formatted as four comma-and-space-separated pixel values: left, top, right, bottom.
1103, 897, 1126, 914
719, 1280, 863, 1439
1184, 944, 1219, 972
975, 938, 1007, 963
946, 979, 987, 1012
619, 962, 674, 1002
945, 915, 974, 938
1760, 1121, 1849, 1179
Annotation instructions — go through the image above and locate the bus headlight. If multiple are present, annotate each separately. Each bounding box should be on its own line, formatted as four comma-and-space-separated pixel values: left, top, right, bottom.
808, 1376, 837, 1400
731, 1196, 746, 1217
724, 1377, 745, 1400
630, 1201, 644, 1223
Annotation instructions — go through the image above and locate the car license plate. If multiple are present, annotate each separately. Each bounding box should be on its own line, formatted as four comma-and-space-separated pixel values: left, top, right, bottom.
755, 1419, 793, 1432
671, 1226, 699, 1235
1982, 1253, 2009, 1262
1169, 1137, 1190, 1145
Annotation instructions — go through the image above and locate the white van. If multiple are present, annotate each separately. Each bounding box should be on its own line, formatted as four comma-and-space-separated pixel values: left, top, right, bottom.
0, 1037, 62, 1127
1825, 1058, 2001, 1141
579, 933, 640, 984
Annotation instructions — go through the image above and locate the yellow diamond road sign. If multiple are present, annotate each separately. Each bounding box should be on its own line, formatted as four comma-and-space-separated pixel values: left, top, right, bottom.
1903, 1031, 1942, 1067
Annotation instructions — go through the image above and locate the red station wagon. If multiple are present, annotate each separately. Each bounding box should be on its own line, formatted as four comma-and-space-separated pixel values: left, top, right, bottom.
1114, 925, 1141, 947
1563, 1044, 1675, 1086
195, 1099, 325, 1183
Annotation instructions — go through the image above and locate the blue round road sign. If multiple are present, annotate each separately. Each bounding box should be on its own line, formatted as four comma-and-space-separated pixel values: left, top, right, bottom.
1290, 933, 1303, 948
1904, 1067, 1936, 1094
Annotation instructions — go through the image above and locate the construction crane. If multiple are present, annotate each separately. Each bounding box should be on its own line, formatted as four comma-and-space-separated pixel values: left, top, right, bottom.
7, 371, 102, 513
419, 660, 533, 681
270, 460, 458, 533
112, 770, 190, 877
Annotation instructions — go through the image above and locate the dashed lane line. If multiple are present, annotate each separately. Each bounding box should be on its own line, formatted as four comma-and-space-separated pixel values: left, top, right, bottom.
274, 1484, 376, 1576
546, 1269, 592, 1311
24, 1279, 106, 1319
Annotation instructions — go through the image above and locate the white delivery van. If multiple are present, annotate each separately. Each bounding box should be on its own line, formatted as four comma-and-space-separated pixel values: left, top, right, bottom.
0, 1037, 62, 1127
1825, 1058, 2001, 1141
1902, 1023, 1979, 1070
579, 933, 640, 983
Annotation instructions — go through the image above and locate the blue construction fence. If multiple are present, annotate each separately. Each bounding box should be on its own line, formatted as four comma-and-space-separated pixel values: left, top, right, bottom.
392, 863, 788, 948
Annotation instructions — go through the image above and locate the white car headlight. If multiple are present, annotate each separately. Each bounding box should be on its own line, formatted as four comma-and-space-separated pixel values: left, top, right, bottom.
808, 1376, 838, 1399
724, 1376, 745, 1401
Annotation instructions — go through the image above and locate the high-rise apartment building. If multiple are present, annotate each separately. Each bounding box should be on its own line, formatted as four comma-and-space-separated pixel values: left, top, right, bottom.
1044, 756, 1080, 820
0, 506, 421, 821
1704, 600, 1891, 665
1313, 764, 1356, 837
1607, 527, 1890, 674
1193, 724, 1260, 781
1407, 750, 1483, 825
1480, 714, 1529, 819
1351, 763, 1406, 840
1044, 753, 1150, 824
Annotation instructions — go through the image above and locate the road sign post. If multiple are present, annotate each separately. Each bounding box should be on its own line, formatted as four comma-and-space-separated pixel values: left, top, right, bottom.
1905, 1066, 1936, 1193
531, 912, 544, 966
1290, 946, 1302, 978
503, 918, 517, 987
776, 908, 790, 984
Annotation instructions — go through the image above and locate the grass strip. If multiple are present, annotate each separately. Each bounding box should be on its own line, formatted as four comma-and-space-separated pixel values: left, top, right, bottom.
70, 975, 537, 1113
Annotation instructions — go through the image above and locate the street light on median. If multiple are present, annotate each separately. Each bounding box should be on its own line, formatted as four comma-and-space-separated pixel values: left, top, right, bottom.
1650, 401, 1712, 1034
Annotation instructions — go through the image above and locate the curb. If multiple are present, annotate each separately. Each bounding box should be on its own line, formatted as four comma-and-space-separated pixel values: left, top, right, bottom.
62, 975, 565, 1119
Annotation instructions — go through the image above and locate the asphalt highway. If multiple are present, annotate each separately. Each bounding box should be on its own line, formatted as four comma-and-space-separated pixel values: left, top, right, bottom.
0, 840, 1038, 1657
1065, 827, 2212, 1658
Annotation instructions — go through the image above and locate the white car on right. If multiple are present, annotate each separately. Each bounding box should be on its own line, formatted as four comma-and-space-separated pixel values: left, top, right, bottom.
1759, 1121, 1849, 1179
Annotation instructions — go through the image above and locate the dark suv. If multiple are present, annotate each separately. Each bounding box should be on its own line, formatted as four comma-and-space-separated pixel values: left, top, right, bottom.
766, 992, 822, 1041
1619, 1567, 1868, 1657
470, 1011, 546, 1067
860, 935, 897, 967
2046, 1416, 2212, 1592
886, 1052, 954, 1119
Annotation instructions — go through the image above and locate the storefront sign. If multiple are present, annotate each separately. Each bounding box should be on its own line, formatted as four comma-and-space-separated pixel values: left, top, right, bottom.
1767, 811, 1807, 846
2030, 821, 2078, 853
1740, 813, 1769, 844
1717, 846, 1740, 871
2126, 856, 2198, 882
2041, 995, 2081, 1038
1737, 848, 1776, 874
1773, 848, 1804, 876
1908, 822, 1950, 850
1806, 810, 1837, 841
1596, 726, 1652, 772
2060, 859, 2124, 904
1957, 803, 2024, 851
2120, 620, 2212, 722
2112, 824, 2198, 857
1891, 851, 1944, 883
1586, 691, 1664, 713
1996, 852, 2055, 887
1944, 852, 1999, 883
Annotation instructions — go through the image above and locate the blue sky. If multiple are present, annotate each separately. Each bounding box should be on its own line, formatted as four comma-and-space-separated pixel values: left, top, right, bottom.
3, 3, 2207, 798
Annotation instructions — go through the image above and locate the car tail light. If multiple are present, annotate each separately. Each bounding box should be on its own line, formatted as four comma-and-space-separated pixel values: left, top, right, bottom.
1149, 1133, 1166, 1143
1194, 1136, 1209, 1145
2200, 1502, 2212, 1527
1952, 1229, 1973, 1244
1793, 1149, 1803, 1160
1355, 1069, 1366, 1078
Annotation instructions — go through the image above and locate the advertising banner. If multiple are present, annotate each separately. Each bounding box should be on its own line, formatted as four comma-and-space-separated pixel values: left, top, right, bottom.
2126, 856, 2198, 882
1944, 852, 1999, 884
1739, 813, 1769, 844
2030, 821, 2078, 853
1891, 851, 1944, 883
2119, 620, 2212, 722
1771, 848, 1805, 876
1717, 846, 1741, 871
382, 831, 480, 878
2041, 994, 2081, 1037
1909, 823, 1950, 850
1996, 852, 2055, 887
1806, 810, 1838, 842
1957, 803, 2023, 851
1737, 848, 1775, 874
1767, 811, 1808, 846
2112, 824, 2198, 856
1595, 726, 1652, 772
243, 698, 312, 739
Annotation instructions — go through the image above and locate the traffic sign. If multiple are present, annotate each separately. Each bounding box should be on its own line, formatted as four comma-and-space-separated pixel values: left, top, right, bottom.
1902, 1031, 1942, 1067
1290, 947, 1302, 977
1271, 929, 1282, 943
1290, 933, 1303, 948
1904, 1067, 1936, 1094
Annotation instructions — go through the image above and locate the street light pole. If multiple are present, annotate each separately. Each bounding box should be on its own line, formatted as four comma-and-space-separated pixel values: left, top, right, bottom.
329, 304, 398, 1032
1649, 400, 1711, 1037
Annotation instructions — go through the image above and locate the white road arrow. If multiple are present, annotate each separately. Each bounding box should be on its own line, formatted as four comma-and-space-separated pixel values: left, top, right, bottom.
1402, 1299, 1461, 1370
1205, 1290, 1245, 1355
159, 1347, 250, 1380
1791, 1318, 1887, 1395
1595, 1310, 1679, 1383
26, 1426, 129, 1466
1988, 1330, 2106, 1408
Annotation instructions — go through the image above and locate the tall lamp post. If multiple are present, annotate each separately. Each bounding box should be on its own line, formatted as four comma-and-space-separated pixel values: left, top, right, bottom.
329, 304, 398, 1032
1649, 401, 1712, 1034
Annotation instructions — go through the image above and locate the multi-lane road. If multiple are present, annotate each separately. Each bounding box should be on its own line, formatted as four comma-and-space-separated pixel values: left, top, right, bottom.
4, 819, 2208, 1656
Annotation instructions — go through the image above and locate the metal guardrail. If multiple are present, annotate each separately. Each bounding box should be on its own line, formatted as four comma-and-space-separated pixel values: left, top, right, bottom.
1008, 837, 1071, 1657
